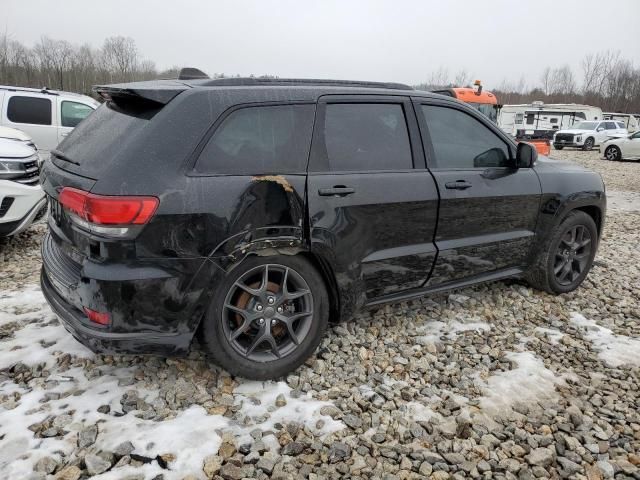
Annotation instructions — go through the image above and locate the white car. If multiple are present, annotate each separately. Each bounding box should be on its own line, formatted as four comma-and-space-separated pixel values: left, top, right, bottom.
0, 86, 98, 158
0, 138, 47, 237
553, 120, 628, 151
600, 131, 640, 161
0, 125, 36, 148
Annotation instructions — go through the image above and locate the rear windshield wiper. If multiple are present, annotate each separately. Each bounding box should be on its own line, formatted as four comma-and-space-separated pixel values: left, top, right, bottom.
51, 149, 80, 166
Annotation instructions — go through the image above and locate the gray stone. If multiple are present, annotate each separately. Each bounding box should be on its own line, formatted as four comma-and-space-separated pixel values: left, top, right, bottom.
114, 441, 135, 457
596, 460, 614, 479
281, 442, 305, 456
203, 455, 222, 478
34, 456, 58, 474
256, 454, 277, 474
84, 453, 112, 475
328, 442, 351, 463
78, 424, 98, 448
343, 414, 362, 429
527, 448, 555, 467
219, 462, 243, 480
274, 393, 287, 407
419, 461, 433, 476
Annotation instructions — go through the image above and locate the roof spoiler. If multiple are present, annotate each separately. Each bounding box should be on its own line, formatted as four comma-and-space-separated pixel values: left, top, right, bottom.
93, 80, 188, 106
178, 67, 210, 80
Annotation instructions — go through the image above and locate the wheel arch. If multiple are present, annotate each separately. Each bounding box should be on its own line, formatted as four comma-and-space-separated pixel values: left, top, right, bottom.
299, 251, 341, 323
572, 205, 604, 237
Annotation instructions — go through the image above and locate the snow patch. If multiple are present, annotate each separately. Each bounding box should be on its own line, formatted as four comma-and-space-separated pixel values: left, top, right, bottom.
0, 286, 343, 478
570, 312, 640, 367
475, 351, 570, 415
415, 317, 491, 345
534, 327, 564, 345
406, 401, 442, 423
0, 287, 93, 370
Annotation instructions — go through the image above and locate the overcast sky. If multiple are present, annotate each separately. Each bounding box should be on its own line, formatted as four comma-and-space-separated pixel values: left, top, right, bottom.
3, 0, 640, 88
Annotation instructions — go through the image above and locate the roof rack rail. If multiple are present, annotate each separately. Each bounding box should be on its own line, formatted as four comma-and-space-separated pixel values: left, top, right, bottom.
0, 85, 59, 96
195, 77, 414, 90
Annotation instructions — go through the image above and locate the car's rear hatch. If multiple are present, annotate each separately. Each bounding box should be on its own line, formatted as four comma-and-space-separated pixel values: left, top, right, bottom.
41, 81, 189, 293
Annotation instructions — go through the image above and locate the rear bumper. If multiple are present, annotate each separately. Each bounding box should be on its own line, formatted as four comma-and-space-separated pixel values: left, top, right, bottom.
40, 231, 208, 356
41, 268, 192, 355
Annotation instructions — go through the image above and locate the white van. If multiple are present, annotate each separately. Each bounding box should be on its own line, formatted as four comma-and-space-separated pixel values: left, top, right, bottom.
0, 86, 99, 158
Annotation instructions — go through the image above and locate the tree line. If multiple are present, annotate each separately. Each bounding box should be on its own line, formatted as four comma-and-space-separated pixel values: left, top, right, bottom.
416, 51, 640, 113
1, 34, 639, 113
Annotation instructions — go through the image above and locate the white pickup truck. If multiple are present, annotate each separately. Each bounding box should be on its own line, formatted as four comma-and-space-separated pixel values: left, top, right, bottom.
553, 120, 628, 150
0, 86, 98, 159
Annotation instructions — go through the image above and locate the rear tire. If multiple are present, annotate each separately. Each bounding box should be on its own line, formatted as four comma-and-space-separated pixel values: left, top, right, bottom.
604, 145, 621, 161
200, 255, 329, 380
582, 137, 595, 151
554, 145, 564, 150
526, 211, 598, 294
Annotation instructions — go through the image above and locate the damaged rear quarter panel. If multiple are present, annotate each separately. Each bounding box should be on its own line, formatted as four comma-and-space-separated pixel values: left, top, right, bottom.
135, 173, 308, 329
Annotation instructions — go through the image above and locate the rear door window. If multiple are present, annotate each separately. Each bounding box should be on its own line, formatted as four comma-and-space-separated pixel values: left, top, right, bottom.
319, 103, 412, 171
7, 96, 52, 125
61, 101, 94, 127
196, 104, 314, 175
421, 105, 511, 169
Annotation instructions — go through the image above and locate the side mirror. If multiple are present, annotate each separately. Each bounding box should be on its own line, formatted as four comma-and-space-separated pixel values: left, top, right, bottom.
516, 142, 538, 168
597, 127, 605, 132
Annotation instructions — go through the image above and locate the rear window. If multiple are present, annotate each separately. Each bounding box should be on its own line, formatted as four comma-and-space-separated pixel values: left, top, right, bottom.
318, 103, 413, 171
61, 101, 94, 127
7, 96, 52, 125
54, 102, 153, 176
195, 104, 314, 175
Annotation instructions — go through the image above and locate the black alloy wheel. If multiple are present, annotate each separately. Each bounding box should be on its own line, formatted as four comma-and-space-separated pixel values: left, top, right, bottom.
221, 264, 314, 361
553, 224, 593, 286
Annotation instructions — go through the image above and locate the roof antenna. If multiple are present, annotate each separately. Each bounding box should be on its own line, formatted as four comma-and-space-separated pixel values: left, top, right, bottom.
178, 68, 210, 80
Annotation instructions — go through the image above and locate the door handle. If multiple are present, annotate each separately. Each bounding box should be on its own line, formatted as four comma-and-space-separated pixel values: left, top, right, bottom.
445, 180, 472, 190
318, 186, 355, 196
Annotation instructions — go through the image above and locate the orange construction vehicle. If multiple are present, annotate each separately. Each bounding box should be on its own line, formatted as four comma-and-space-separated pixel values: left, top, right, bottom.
433, 80, 551, 156
433, 80, 500, 123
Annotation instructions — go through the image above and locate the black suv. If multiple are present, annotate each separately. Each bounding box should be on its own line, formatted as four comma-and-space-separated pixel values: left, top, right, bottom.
41, 75, 606, 379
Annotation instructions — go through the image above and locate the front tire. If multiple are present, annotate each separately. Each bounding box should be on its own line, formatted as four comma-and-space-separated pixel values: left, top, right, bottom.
554, 145, 564, 150
604, 145, 621, 161
526, 211, 598, 294
200, 255, 329, 380
582, 137, 595, 151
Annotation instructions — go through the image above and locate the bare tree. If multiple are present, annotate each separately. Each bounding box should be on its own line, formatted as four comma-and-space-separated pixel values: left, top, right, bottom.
426, 66, 450, 88
453, 69, 470, 87
101, 36, 139, 82
540, 67, 551, 96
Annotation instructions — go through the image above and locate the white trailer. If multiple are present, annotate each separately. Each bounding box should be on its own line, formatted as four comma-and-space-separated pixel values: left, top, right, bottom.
498, 102, 603, 137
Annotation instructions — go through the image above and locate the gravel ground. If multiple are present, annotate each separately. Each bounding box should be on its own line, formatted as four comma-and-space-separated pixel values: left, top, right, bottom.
1, 150, 639, 480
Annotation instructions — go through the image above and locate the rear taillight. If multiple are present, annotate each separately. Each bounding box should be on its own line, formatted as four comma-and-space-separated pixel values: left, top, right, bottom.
83, 307, 111, 326
59, 187, 158, 237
